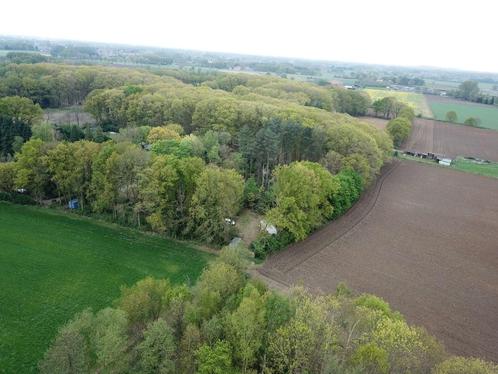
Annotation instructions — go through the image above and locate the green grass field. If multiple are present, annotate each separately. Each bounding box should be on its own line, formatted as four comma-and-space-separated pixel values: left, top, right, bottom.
398, 154, 498, 179
364, 88, 433, 117
427, 99, 498, 131
451, 157, 498, 179
0, 203, 212, 373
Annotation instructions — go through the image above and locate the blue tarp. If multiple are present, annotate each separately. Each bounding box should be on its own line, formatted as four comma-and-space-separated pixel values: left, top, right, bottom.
68, 199, 79, 209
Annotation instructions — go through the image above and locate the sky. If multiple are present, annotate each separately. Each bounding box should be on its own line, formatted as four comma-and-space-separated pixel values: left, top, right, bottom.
1, 0, 497, 73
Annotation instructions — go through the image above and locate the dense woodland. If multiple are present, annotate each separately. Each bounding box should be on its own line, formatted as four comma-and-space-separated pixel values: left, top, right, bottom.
39, 246, 497, 374
0, 63, 391, 255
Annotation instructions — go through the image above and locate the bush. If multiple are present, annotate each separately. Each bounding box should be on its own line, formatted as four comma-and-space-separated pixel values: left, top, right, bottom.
433, 356, 498, 374
250, 231, 294, 259
350, 343, 389, 374
445, 111, 458, 123
464, 117, 481, 127
0, 161, 16, 192
0, 191, 36, 205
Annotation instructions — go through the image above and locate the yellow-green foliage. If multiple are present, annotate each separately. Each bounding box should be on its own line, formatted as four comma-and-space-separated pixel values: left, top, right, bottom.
387, 117, 412, 147
267, 161, 340, 240
0, 162, 16, 192
365, 88, 433, 117
433, 356, 498, 374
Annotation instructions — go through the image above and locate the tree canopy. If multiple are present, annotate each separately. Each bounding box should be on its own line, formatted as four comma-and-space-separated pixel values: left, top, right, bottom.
39, 247, 497, 374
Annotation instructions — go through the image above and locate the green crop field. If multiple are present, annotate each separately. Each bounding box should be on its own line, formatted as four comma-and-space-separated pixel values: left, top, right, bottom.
427, 98, 498, 131
364, 88, 433, 117
0, 203, 212, 373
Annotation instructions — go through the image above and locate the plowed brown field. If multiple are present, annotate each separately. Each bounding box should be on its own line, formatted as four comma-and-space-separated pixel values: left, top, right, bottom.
258, 160, 498, 361
404, 118, 498, 161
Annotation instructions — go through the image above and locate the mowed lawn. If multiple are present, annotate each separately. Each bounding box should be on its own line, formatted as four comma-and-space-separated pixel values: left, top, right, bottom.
427, 97, 498, 131
364, 88, 433, 117
0, 203, 213, 373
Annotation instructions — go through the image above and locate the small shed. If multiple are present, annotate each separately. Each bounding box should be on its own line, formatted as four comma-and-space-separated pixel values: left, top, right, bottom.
68, 198, 79, 209
229, 237, 242, 247
260, 220, 277, 235
439, 158, 452, 166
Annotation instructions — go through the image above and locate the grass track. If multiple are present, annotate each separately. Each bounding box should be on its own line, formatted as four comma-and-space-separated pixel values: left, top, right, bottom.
0, 203, 212, 373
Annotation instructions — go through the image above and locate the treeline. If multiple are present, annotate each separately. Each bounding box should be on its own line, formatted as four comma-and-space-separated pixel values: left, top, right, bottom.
1, 123, 387, 252
0, 39, 38, 51
0, 126, 381, 248
173, 71, 371, 115
0, 63, 371, 116
4, 52, 50, 64
450, 80, 497, 106
0, 63, 167, 108
386, 105, 415, 148
0, 63, 391, 252
39, 246, 498, 374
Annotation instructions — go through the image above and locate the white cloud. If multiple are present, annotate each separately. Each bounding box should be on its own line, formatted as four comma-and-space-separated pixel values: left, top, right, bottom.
1, 0, 497, 72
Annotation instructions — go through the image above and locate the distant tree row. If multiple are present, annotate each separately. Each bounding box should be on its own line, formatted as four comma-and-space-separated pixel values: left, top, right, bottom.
39, 246, 498, 374
371, 96, 413, 119
451, 80, 497, 105
0, 63, 371, 116
0, 63, 167, 108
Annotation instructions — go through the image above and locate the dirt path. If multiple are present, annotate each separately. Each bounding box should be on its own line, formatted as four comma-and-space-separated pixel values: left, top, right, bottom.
257, 161, 498, 362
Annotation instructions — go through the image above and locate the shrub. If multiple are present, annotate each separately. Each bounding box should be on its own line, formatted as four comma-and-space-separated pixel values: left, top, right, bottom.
433, 356, 498, 374
0, 162, 16, 192
464, 117, 481, 127
350, 343, 389, 374
445, 111, 458, 123
250, 231, 294, 259
0, 191, 36, 205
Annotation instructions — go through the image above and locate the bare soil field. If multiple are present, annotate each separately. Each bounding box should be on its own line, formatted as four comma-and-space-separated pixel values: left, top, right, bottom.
359, 116, 389, 130
258, 160, 498, 361
404, 118, 498, 161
